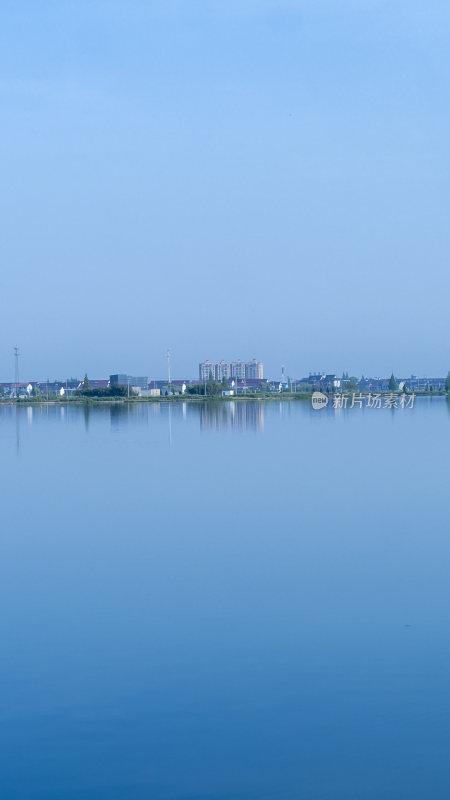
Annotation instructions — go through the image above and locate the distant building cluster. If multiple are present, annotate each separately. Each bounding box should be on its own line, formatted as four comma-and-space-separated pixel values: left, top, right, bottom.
1, 356, 448, 399
199, 359, 263, 382
292, 373, 448, 392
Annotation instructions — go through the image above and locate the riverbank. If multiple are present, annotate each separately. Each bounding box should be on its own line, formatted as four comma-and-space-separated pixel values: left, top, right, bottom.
0, 390, 447, 406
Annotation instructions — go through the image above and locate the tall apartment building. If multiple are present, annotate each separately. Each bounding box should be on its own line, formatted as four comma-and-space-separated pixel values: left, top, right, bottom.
231, 360, 246, 380
198, 359, 263, 381
245, 359, 264, 380
198, 361, 216, 381
216, 360, 231, 380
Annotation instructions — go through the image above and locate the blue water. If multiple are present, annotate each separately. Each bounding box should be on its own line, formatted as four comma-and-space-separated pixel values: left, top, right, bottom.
0, 398, 449, 799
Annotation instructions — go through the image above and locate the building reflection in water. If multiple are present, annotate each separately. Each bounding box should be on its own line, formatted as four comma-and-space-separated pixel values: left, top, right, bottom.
108, 399, 265, 434
198, 400, 264, 433
109, 401, 163, 429
83, 404, 91, 433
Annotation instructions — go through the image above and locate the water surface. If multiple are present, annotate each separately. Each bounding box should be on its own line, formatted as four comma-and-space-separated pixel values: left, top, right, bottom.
0, 398, 449, 799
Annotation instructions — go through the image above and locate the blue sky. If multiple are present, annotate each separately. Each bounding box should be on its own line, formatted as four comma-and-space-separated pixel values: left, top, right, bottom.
1, 0, 449, 381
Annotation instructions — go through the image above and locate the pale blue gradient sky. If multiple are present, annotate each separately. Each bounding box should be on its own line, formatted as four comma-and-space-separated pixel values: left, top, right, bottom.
1, 1, 449, 381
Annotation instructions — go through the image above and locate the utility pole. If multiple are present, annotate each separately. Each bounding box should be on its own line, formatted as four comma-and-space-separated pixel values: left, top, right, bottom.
167, 349, 172, 394
14, 346, 20, 398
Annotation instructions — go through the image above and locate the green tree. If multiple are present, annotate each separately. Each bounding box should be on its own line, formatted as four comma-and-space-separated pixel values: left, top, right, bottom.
221, 376, 229, 390
207, 379, 222, 396
445, 372, 450, 393
346, 376, 359, 391
83, 373, 90, 390
388, 373, 398, 391
75, 385, 128, 398
186, 380, 222, 397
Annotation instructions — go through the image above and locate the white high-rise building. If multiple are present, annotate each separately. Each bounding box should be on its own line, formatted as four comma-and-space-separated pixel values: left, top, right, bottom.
199, 361, 216, 381
198, 359, 264, 382
245, 359, 264, 380
216, 360, 231, 380
231, 360, 246, 380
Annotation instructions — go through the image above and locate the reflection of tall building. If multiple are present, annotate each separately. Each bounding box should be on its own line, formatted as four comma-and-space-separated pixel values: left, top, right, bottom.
109, 401, 152, 428
198, 401, 264, 433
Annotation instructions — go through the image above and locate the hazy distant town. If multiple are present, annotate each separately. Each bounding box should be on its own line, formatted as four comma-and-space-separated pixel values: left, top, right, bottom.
1, 354, 450, 398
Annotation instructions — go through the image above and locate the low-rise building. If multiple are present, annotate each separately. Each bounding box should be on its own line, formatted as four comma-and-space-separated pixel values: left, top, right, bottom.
297, 374, 341, 391
110, 374, 148, 390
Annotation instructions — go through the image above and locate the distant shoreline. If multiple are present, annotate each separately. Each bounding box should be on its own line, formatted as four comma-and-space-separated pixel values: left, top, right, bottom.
0, 390, 448, 407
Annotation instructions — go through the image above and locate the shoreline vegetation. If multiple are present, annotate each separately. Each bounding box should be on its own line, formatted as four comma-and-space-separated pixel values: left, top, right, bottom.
0, 390, 448, 406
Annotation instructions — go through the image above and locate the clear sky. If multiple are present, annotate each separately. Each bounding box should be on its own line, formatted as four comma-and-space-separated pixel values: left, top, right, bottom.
1, 0, 449, 381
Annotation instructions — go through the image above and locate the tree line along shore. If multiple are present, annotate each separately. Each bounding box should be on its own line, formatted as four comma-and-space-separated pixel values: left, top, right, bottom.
1, 389, 449, 406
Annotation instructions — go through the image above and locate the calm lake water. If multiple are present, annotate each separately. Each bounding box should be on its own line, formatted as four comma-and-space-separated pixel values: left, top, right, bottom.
0, 398, 449, 799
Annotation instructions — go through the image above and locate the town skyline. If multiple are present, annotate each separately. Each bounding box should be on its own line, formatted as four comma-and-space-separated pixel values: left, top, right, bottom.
1, 339, 448, 384
1, 346, 449, 387
2, 362, 449, 394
